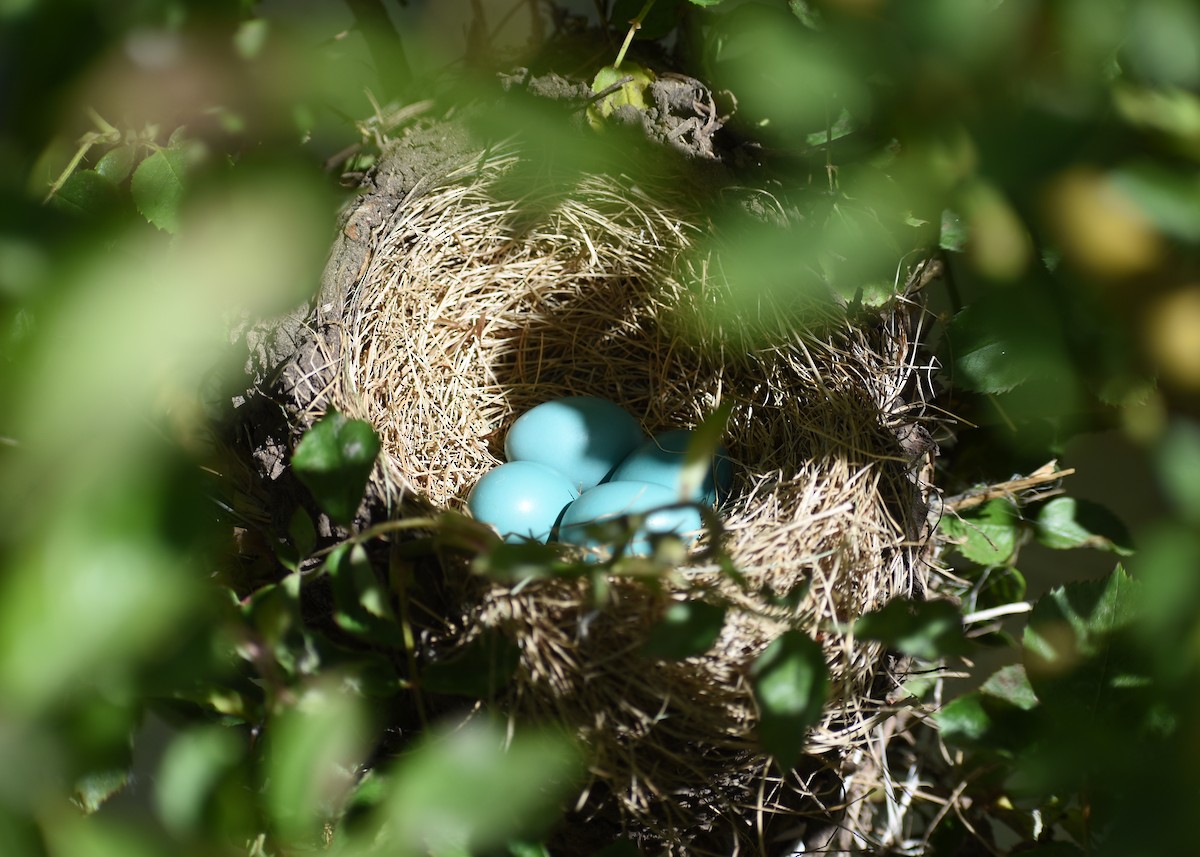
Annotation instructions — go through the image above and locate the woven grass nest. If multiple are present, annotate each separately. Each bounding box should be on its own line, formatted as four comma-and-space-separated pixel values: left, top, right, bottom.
270, 98, 940, 853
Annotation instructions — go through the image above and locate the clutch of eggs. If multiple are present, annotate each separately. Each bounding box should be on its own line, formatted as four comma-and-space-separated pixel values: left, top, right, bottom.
467, 396, 732, 555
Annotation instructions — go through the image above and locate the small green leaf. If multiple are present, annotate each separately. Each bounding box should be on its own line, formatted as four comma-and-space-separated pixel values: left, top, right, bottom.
643, 600, 726, 660
1034, 497, 1134, 556
422, 631, 521, 698
688, 0, 724, 6
325, 545, 402, 646
288, 507, 317, 560
72, 768, 130, 814
979, 663, 1038, 711
940, 499, 1020, 566
939, 208, 967, 252
292, 410, 380, 526
95, 145, 137, 184
131, 146, 189, 233
678, 400, 733, 505
854, 598, 968, 660
49, 170, 119, 218
750, 630, 828, 769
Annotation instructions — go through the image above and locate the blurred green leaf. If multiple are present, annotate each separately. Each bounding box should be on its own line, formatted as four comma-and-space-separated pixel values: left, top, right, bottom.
379, 718, 582, 855
940, 499, 1020, 566
1156, 419, 1200, 522
155, 725, 245, 837
49, 170, 119, 218
72, 768, 130, 814
1034, 497, 1134, 555
945, 292, 1068, 394
939, 208, 967, 252
979, 663, 1038, 711
266, 679, 372, 842
855, 598, 968, 660
1109, 163, 1200, 241
422, 630, 520, 698
131, 146, 188, 233
292, 411, 380, 526
643, 600, 726, 660
750, 630, 828, 769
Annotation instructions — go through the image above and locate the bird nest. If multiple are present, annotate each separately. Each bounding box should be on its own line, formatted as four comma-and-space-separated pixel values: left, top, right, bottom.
263, 107, 940, 853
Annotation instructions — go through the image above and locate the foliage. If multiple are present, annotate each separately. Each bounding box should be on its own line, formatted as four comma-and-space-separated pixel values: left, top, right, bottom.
2, 0, 1200, 856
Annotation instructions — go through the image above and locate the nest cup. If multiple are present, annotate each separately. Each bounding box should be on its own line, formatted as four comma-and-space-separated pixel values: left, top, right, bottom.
291, 119, 936, 852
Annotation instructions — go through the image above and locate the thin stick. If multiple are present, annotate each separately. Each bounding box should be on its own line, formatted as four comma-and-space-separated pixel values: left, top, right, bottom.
613, 0, 655, 68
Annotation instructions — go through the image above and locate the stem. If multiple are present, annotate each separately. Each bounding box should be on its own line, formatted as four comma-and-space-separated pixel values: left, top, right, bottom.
614, 0, 655, 68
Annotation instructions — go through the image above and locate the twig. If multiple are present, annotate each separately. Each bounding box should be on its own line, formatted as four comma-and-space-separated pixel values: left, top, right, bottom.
945, 461, 1075, 512
962, 601, 1033, 625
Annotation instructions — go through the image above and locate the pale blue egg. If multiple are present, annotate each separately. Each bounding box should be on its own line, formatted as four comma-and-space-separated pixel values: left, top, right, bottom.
467, 461, 580, 544
504, 397, 645, 492
558, 480, 704, 558
611, 429, 734, 506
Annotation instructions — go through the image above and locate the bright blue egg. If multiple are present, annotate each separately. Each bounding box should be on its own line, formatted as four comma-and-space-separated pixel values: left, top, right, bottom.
611, 429, 734, 506
558, 480, 703, 558
467, 461, 580, 544
504, 397, 645, 492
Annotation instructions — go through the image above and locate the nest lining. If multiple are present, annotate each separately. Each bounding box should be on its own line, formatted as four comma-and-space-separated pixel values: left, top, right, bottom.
311, 134, 936, 852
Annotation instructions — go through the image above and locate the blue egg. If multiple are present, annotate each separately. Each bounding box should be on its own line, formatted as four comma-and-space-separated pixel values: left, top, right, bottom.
467, 461, 580, 544
505, 397, 645, 492
611, 429, 734, 506
558, 480, 704, 558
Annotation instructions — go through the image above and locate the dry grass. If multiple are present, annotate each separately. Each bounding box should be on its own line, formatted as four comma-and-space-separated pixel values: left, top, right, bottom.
318, 137, 939, 853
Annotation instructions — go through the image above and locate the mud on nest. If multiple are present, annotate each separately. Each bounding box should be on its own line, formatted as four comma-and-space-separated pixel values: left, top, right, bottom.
248, 85, 941, 854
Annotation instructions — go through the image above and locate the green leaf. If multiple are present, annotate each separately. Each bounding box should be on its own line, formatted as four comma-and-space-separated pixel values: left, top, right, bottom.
49, 170, 119, 219
380, 719, 582, 855
1023, 565, 1146, 712
266, 680, 372, 842
679, 400, 733, 506
1034, 497, 1134, 555
589, 62, 654, 121
131, 146, 189, 233
936, 666, 1037, 752
1156, 419, 1200, 522
750, 630, 828, 769
72, 768, 130, 814
939, 208, 967, 251
155, 725, 245, 836
979, 663, 1038, 711
325, 544, 403, 646
95, 145, 137, 184
975, 565, 1027, 609
292, 410, 380, 526
1109, 163, 1200, 241
945, 291, 1066, 394
422, 630, 521, 698
940, 499, 1020, 566
643, 600, 726, 660
689, 0, 724, 6
854, 598, 968, 660
288, 506, 317, 560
